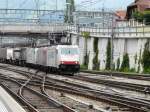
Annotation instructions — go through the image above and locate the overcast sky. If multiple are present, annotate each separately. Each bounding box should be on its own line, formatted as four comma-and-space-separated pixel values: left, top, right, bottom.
0, 0, 134, 11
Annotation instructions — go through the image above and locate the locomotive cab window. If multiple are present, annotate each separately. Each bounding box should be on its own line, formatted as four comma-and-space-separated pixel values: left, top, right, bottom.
61, 48, 78, 55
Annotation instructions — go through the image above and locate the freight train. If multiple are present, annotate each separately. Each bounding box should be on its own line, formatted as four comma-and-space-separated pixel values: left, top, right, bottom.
0, 45, 80, 74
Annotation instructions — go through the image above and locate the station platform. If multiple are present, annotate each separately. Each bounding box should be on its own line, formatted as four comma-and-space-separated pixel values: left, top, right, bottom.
0, 86, 26, 112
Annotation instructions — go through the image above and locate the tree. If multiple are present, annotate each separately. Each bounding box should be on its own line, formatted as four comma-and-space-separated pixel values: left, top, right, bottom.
82, 32, 90, 67
133, 11, 150, 25
133, 11, 144, 22
143, 11, 150, 25
120, 53, 130, 72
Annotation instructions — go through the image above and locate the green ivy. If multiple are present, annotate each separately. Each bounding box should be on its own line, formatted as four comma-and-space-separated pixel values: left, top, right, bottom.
142, 40, 150, 73
93, 38, 99, 70
82, 32, 90, 68
81, 32, 90, 39
134, 54, 137, 64
116, 58, 120, 71
105, 39, 111, 70
137, 49, 142, 73
120, 53, 130, 72
84, 54, 89, 68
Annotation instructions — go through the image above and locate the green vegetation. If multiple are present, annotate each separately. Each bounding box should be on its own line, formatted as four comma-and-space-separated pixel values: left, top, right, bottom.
105, 39, 111, 70
142, 40, 150, 73
133, 11, 144, 22
116, 58, 120, 71
80, 64, 88, 70
82, 32, 90, 68
138, 49, 142, 73
143, 11, 150, 25
120, 53, 130, 72
93, 38, 99, 70
134, 54, 137, 65
133, 11, 150, 25
83, 54, 89, 69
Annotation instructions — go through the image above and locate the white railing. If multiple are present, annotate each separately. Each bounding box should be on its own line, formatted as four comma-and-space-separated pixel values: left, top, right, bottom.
67, 25, 150, 38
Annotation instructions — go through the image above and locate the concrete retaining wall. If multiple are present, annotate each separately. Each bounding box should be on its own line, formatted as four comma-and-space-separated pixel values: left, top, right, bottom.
70, 26, 150, 72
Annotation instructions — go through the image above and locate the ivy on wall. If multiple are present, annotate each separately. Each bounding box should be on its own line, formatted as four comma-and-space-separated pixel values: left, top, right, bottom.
116, 58, 120, 71
120, 53, 130, 72
105, 39, 111, 70
142, 40, 150, 73
134, 54, 137, 65
81, 32, 90, 69
138, 49, 142, 73
93, 38, 99, 70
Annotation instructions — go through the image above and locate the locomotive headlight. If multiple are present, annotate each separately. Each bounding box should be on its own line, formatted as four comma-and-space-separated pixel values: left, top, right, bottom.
75, 61, 79, 64
61, 61, 64, 64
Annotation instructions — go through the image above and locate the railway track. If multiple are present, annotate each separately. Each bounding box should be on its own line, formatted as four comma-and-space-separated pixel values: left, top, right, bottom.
0, 72, 76, 112
81, 70, 150, 81
1, 66, 150, 111
41, 76, 150, 112
1, 66, 150, 94
67, 75, 150, 95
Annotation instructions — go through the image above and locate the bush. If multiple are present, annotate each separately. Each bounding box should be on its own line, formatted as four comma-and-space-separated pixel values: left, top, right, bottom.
80, 64, 88, 70
130, 68, 136, 73
120, 53, 130, 72
143, 11, 150, 25
133, 11, 144, 22
133, 11, 150, 25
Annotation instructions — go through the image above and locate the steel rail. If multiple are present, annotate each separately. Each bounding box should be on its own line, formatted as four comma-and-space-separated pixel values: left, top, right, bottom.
81, 70, 150, 81
0, 66, 150, 111
41, 74, 77, 112
0, 70, 76, 112
68, 75, 150, 94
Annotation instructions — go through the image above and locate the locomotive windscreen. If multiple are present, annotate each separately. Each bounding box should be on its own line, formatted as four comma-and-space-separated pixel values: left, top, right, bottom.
61, 48, 78, 55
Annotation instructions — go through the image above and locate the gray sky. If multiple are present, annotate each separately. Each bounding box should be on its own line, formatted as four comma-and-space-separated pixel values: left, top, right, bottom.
0, 0, 134, 11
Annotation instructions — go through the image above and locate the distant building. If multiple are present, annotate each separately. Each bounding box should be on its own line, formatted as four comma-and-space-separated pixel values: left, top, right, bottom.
73, 11, 115, 28
126, 0, 150, 19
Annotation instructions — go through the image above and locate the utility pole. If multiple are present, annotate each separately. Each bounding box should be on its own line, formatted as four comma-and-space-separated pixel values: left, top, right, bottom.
67, 3, 71, 23
56, 0, 57, 10
6, 0, 8, 9
34, 0, 40, 22
75, 12, 80, 45
55, 0, 57, 23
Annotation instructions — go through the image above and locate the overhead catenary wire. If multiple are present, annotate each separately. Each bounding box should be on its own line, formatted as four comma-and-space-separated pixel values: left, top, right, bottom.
75, 0, 104, 11
17, 0, 29, 9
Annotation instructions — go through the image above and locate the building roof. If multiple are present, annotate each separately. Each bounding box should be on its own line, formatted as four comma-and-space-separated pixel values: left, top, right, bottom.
115, 10, 127, 20
128, 0, 150, 11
